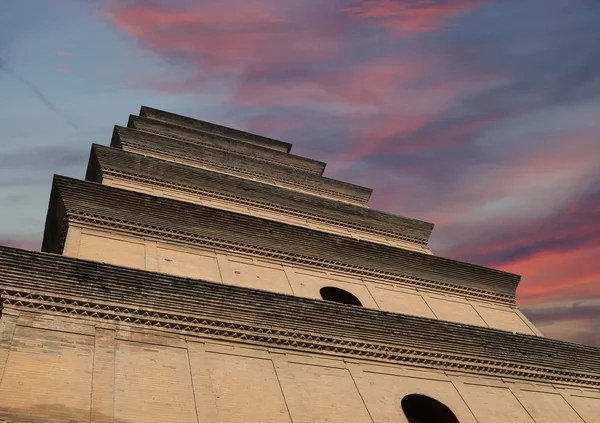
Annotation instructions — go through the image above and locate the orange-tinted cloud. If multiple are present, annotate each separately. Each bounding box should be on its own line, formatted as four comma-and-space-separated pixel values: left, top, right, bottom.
442, 174, 600, 307
344, 0, 485, 32
510, 244, 600, 305
56, 51, 73, 56
56, 68, 71, 72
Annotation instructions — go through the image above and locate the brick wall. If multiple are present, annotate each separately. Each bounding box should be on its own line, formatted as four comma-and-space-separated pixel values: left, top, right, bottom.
0, 310, 597, 423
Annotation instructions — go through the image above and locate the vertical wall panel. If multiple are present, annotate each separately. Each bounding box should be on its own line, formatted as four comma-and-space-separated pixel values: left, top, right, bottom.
513, 389, 585, 422
475, 305, 535, 335
0, 326, 94, 422
78, 233, 146, 269
188, 343, 292, 422
114, 340, 198, 423
157, 246, 222, 282
354, 367, 477, 423
455, 383, 534, 423
367, 285, 436, 318
560, 391, 600, 423
276, 361, 373, 423
426, 296, 488, 326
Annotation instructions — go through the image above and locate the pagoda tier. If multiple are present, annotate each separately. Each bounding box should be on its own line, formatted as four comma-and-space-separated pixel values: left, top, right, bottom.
111, 126, 373, 205
43, 175, 519, 302
128, 114, 327, 174
1, 245, 598, 388
87, 144, 433, 250
140, 105, 293, 152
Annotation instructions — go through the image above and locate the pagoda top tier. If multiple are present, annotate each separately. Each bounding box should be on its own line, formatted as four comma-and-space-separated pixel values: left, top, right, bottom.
110, 124, 374, 205
127, 114, 327, 174
140, 106, 293, 153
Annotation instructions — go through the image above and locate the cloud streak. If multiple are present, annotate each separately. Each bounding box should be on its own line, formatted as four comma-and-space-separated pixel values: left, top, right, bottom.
0, 56, 79, 129
344, 0, 485, 32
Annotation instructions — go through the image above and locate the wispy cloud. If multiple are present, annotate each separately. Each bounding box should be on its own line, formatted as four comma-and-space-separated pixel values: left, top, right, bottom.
522, 298, 600, 346
0, 56, 79, 129
344, 0, 486, 32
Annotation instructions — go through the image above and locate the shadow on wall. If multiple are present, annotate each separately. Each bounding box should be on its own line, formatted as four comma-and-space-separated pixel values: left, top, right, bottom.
402, 394, 460, 423
0, 404, 131, 423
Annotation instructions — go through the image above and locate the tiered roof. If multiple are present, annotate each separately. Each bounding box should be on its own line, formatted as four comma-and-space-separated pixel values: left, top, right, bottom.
87, 144, 434, 246
43, 175, 518, 303
38, 105, 528, 303
3, 104, 599, 392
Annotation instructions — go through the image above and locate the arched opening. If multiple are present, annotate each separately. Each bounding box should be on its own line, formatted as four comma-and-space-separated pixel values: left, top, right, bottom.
401, 394, 459, 423
319, 287, 363, 306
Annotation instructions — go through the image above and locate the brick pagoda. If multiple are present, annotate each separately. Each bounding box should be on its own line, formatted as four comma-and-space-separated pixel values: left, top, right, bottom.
0, 106, 598, 422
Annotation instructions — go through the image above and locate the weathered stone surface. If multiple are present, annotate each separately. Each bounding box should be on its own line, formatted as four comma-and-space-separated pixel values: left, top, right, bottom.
1, 244, 599, 378
42, 175, 520, 297
87, 144, 433, 246
111, 125, 373, 205
140, 105, 292, 153
128, 114, 327, 174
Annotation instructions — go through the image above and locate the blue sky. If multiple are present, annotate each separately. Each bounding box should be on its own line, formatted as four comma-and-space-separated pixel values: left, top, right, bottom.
1, 0, 599, 346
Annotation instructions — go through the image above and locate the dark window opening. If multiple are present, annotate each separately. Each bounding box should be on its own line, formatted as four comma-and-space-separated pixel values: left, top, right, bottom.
319, 287, 362, 306
401, 394, 460, 423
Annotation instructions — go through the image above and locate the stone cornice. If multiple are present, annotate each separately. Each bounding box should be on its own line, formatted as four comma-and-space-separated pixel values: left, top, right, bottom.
68, 211, 511, 304
111, 126, 372, 205
43, 176, 520, 302
88, 145, 433, 246
1, 246, 599, 388
140, 105, 293, 153
128, 115, 326, 175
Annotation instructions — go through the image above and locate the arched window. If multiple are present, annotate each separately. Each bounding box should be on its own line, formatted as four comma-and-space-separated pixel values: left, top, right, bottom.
319, 287, 362, 306
401, 394, 459, 423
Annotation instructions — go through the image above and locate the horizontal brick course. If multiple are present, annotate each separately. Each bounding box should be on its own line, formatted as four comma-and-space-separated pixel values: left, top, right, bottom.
111, 126, 373, 205
43, 175, 519, 297
128, 115, 326, 174
87, 145, 433, 245
140, 105, 292, 153
1, 245, 599, 377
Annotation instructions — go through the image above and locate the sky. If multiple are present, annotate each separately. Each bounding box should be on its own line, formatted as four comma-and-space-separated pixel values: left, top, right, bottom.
0, 0, 599, 346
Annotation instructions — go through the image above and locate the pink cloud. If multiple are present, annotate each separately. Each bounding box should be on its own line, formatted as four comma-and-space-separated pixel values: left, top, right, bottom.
57, 51, 73, 56
512, 246, 600, 305
0, 239, 40, 251
234, 57, 429, 109
344, 0, 486, 32
56, 68, 71, 72
107, 0, 344, 85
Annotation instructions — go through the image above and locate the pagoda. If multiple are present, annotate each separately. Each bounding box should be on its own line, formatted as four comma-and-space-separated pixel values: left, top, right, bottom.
0, 106, 598, 422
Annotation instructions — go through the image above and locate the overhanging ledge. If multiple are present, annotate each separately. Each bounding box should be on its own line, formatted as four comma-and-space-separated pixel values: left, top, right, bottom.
43, 175, 520, 302
140, 105, 293, 153
1, 245, 599, 388
86, 144, 434, 246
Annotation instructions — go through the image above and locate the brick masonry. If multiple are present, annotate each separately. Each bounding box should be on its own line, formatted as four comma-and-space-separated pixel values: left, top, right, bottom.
1, 106, 599, 422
